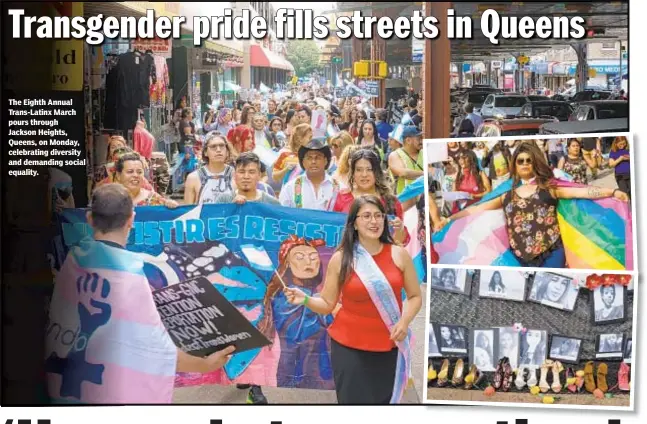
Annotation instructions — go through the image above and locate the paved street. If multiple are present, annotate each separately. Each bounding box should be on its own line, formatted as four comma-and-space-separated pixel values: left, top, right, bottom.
173, 286, 428, 404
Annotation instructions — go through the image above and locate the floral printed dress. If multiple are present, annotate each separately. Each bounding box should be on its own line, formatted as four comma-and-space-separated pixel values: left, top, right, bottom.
562, 156, 588, 184
503, 187, 561, 265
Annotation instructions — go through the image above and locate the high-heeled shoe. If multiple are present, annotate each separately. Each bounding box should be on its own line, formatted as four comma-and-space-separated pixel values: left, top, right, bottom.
452, 358, 465, 386
597, 363, 608, 393
464, 364, 482, 390
618, 362, 630, 392
501, 358, 514, 392
493, 358, 505, 390
583, 361, 596, 393
514, 367, 527, 390
551, 360, 563, 393
539, 360, 552, 393
428, 363, 437, 383
566, 367, 577, 393
437, 359, 450, 387
527, 368, 538, 388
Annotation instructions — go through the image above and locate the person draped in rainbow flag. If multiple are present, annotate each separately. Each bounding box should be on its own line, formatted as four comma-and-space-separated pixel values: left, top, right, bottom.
434, 142, 631, 269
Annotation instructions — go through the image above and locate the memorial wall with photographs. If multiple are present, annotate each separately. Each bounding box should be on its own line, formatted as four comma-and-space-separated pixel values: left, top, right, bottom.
425, 269, 634, 408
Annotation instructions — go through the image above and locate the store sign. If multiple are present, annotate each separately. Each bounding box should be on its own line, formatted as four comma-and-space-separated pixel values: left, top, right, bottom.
132, 37, 172, 55
491, 61, 502, 69
202, 51, 219, 67
51, 2, 83, 91
412, 38, 424, 63
363, 80, 380, 97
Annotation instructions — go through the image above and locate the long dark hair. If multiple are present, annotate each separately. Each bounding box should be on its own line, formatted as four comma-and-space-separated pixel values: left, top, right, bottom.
511, 141, 554, 196
357, 118, 380, 146
348, 149, 396, 214
456, 149, 485, 192
337, 195, 394, 286
488, 271, 505, 292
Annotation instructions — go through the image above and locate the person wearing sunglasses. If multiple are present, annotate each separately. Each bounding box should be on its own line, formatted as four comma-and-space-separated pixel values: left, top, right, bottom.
283, 195, 422, 404
437, 142, 629, 268
327, 131, 354, 176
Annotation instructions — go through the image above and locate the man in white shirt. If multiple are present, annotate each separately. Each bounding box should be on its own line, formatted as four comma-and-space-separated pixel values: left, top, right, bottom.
279, 138, 339, 211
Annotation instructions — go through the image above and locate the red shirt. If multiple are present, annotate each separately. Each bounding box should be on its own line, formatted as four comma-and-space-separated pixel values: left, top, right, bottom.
328, 244, 404, 352
333, 191, 404, 220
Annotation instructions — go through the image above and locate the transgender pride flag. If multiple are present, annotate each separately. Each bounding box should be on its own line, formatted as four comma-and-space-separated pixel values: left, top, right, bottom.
431, 176, 633, 270
397, 176, 427, 282
46, 237, 177, 404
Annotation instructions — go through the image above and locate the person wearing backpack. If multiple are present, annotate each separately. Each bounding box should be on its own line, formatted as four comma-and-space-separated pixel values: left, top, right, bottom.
184, 133, 234, 205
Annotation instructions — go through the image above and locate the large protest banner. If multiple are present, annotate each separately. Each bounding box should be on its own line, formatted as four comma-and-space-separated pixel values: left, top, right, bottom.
55, 203, 346, 390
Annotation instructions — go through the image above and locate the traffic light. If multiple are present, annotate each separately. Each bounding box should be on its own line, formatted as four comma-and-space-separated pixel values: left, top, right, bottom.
354, 61, 369, 77
378, 61, 388, 78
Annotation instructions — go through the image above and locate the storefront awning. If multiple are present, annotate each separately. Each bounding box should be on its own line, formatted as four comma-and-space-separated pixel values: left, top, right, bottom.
250, 45, 294, 72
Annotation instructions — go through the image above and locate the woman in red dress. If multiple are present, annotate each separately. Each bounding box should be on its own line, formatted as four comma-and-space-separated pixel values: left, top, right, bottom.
333, 149, 408, 245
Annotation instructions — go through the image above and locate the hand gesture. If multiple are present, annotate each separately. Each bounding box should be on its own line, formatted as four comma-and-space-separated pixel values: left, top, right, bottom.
390, 320, 408, 342
283, 287, 307, 305
434, 217, 451, 233
622, 154, 630, 161
389, 216, 404, 233
203, 345, 236, 372
165, 199, 179, 209
233, 194, 247, 205
613, 190, 629, 202
54, 196, 66, 214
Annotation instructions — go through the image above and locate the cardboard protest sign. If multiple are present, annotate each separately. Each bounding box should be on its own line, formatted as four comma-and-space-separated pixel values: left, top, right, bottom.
153, 276, 271, 357
311, 109, 327, 138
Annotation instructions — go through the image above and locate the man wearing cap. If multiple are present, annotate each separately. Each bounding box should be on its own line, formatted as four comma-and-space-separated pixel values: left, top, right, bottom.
279, 137, 339, 211
388, 125, 425, 196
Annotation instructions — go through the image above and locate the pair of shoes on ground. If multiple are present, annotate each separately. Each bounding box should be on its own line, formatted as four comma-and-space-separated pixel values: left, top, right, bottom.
429, 359, 483, 389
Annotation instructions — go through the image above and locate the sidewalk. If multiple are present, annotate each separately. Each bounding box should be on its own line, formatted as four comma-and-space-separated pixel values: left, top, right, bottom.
173, 286, 428, 404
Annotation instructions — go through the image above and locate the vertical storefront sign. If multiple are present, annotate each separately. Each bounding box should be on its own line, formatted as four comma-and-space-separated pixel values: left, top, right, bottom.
51, 2, 84, 91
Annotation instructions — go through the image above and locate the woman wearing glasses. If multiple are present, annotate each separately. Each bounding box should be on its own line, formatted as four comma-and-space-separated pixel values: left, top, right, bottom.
438, 142, 628, 267
283, 195, 422, 404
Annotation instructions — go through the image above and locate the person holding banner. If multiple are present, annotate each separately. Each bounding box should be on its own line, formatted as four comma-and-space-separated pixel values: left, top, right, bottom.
283, 195, 422, 404
215, 152, 280, 206
46, 184, 235, 404
184, 133, 234, 205
279, 138, 340, 211
333, 149, 408, 246
114, 153, 178, 208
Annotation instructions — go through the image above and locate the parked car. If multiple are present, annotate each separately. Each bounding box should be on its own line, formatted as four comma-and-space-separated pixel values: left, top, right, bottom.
480, 94, 530, 118
569, 90, 612, 105
552, 85, 608, 101
526, 95, 550, 101
463, 91, 491, 114
570, 100, 628, 121
475, 117, 558, 137
517, 101, 573, 121
539, 118, 628, 135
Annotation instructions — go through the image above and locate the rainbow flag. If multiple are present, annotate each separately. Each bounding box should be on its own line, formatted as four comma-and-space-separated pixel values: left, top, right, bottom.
432, 178, 632, 270
45, 238, 177, 404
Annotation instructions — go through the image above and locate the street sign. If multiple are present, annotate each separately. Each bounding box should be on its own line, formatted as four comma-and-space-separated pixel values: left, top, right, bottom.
517, 55, 529, 66
363, 80, 379, 97
332, 57, 342, 64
